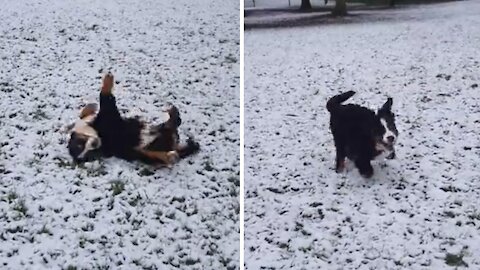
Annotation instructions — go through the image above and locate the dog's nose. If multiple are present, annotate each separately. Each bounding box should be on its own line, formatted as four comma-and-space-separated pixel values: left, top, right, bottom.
387, 136, 395, 143
91, 140, 99, 148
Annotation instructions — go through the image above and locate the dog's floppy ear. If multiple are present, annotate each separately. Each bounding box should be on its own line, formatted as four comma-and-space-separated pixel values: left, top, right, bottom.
379, 98, 393, 112
79, 103, 98, 119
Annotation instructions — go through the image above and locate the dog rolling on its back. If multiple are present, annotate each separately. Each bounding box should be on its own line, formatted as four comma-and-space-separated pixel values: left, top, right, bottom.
327, 91, 398, 178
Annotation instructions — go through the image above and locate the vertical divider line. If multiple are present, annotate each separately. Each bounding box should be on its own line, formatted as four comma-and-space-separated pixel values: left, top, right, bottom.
239, 0, 245, 268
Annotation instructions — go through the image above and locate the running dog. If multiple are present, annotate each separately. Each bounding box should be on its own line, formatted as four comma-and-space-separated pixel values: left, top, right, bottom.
327, 91, 398, 178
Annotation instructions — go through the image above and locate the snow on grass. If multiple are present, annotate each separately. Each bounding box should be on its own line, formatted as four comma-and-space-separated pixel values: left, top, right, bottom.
0, 0, 239, 269
245, 1, 480, 269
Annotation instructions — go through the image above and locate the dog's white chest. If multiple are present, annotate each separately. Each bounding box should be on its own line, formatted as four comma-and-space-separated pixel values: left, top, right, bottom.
374, 143, 394, 160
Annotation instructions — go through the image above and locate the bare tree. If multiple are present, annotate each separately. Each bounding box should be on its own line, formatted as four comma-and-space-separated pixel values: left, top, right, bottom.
300, 0, 312, 10
333, 0, 347, 16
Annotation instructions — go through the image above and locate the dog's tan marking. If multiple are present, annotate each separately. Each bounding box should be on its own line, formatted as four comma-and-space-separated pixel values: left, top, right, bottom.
137, 149, 179, 165
336, 159, 345, 173
101, 73, 114, 95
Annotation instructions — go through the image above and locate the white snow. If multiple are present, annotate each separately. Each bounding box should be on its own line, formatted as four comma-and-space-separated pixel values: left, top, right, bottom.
245, 1, 480, 269
0, 0, 239, 269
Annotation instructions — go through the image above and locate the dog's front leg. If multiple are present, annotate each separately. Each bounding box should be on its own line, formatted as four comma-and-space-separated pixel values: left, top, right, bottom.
335, 146, 346, 173
355, 158, 374, 178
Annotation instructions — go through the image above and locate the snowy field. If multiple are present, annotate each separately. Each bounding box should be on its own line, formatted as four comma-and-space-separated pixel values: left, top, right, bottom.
0, 0, 239, 269
245, 1, 480, 269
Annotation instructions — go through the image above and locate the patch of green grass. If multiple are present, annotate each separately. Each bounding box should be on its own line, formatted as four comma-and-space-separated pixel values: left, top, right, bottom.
445, 252, 468, 267
203, 160, 214, 172
128, 193, 142, 207
6, 226, 23, 234
227, 176, 240, 187
89, 166, 108, 177
183, 257, 200, 265
6, 191, 17, 203
138, 167, 155, 176
171, 196, 185, 203
38, 225, 52, 236
13, 200, 28, 216
111, 181, 125, 196
81, 223, 94, 232
443, 211, 456, 218
79, 236, 95, 248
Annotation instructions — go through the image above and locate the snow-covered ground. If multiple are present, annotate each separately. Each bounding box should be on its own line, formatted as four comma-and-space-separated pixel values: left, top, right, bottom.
0, 0, 239, 269
245, 1, 480, 269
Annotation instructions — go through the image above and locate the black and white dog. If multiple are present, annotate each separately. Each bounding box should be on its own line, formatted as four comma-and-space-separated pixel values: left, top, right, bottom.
327, 91, 398, 178
67, 73, 199, 166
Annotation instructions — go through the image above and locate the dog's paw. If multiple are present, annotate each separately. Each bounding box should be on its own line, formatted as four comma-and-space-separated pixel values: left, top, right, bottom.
101, 72, 114, 94
167, 151, 179, 164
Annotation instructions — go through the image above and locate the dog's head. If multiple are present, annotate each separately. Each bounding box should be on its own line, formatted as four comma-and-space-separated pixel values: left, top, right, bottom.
164, 104, 181, 129
374, 98, 398, 151
67, 104, 102, 162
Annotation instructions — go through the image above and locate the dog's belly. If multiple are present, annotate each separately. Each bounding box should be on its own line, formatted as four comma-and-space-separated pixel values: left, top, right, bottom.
138, 112, 171, 148
139, 124, 158, 148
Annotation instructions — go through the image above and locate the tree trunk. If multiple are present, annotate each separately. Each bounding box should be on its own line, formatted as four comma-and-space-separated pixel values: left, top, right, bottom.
300, 0, 312, 10
332, 0, 347, 16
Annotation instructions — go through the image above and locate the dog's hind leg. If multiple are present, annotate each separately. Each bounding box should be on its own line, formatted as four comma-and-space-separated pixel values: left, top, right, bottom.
101, 72, 114, 95
354, 158, 374, 178
135, 148, 179, 166
97, 73, 122, 122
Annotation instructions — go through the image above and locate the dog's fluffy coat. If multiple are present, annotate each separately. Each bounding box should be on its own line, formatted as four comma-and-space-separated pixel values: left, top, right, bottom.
327, 91, 398, 178
68, 73, 199, 165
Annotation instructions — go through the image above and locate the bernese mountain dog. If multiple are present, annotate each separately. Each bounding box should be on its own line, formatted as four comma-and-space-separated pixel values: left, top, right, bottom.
67, 73, 200, 166
327, 91, 398, 178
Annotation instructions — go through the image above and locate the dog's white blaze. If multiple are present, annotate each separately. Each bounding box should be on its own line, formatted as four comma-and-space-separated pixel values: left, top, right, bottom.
380, 118, 396, 143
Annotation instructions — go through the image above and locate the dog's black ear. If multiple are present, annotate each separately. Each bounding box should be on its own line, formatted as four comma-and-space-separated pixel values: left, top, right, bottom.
379, 98, 393, 112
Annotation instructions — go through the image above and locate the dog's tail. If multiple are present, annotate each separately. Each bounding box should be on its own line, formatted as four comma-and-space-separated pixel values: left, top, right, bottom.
326, 91, 356, 112
178, 137, 200, 159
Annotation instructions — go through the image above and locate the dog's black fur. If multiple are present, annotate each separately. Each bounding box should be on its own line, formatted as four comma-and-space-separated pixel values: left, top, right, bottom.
327, 91, 398, 178
68, 76, 199, 165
